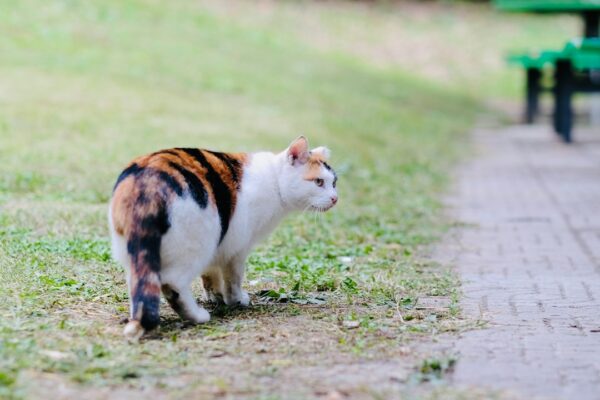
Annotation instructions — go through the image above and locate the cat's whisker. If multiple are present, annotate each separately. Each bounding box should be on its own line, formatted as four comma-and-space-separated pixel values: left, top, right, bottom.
301, 203, 312, 218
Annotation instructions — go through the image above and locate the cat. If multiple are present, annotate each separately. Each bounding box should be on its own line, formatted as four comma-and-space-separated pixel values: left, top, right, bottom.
109, 136, 338, 340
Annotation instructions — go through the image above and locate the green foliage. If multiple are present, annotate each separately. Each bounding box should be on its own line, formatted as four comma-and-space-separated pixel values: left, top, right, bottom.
413, 355, 458, 383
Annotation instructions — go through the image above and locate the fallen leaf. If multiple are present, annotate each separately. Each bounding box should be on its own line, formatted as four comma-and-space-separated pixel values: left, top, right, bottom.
342, 320, 360, 329
209, 350, 228, 358
39, 350, 70, 360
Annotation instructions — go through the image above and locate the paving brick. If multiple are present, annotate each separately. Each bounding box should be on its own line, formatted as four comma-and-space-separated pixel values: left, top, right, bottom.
440, 126, 600, 399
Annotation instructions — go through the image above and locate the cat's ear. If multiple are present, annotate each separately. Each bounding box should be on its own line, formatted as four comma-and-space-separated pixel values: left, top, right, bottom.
287, 136, 309, 165
310, 146, 331, 161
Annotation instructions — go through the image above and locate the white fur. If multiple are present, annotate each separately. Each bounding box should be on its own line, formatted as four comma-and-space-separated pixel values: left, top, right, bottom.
311, 146, 331, 160
109, 139, 338, 329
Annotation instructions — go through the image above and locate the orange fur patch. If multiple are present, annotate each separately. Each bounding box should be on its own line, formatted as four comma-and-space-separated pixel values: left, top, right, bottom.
303, 153, 326, 180
111, 175, 138, 236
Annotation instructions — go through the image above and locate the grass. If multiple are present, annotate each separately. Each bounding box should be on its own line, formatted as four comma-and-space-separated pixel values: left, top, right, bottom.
0, 0, 575, 398
199, 0, 578, 99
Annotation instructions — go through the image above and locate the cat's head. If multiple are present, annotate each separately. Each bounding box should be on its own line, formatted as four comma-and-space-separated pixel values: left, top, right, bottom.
278, 136, 338, 212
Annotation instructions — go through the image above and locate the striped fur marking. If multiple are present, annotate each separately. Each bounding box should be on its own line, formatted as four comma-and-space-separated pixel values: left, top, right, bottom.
167, 161, 209, 208
114, 148, 246, 244
205, 150, 244, 191
177, 148, 243, 243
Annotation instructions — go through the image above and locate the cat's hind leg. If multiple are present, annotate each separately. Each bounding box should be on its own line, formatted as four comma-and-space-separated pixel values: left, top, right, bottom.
161, 284, 210, 324
201, 269, 225, 304
159, 196, 220, 323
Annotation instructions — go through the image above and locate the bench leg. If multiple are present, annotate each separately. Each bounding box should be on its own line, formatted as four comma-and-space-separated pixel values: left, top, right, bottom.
525, 68, 541, 124
583, 11, 599, 38
553, 60, 574, 143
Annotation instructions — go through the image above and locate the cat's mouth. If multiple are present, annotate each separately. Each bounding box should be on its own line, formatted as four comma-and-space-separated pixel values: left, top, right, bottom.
310, 204, 335, 212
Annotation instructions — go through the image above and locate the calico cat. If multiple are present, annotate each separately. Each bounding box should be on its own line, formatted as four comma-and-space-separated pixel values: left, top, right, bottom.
109, 137, 338, 340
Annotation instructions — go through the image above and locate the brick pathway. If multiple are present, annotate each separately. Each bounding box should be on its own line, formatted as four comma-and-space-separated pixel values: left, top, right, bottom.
440, 125, 600, 399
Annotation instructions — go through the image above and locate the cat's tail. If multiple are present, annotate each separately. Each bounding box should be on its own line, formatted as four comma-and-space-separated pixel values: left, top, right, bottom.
122, 245, 162, 341
123, 205, 169, 340
112, 173, 171, 341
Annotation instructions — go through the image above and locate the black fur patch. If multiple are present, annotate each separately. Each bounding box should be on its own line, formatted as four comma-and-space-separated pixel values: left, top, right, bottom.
139, 212, 170, 234
205, 150, 243, 190
178, 148, 233, 243
168, 161, 208, 208
127, 203, 169, 272
113, 163, 142, 191
162, 284, 182, 315
323, 162, 337, 186
127, 234, 160, 272
155, 170, 184, 197
322, 162, 332, 171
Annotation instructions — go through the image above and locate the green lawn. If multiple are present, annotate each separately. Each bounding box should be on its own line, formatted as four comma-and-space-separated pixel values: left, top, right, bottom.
0, 0, 574, 399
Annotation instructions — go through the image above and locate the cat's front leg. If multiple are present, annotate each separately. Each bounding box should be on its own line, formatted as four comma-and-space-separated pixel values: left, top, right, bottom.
222, 257, 250, 307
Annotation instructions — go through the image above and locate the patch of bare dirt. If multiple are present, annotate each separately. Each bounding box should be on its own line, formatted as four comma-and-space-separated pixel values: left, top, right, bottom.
17, 300, 461, 399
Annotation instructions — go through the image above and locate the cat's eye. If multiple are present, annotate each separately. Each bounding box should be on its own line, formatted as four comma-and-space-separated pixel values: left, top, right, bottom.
314, 178, 324, 187
333, 178, 337, 188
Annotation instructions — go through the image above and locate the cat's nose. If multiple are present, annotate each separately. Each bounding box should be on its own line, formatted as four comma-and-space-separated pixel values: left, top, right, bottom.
331, 196, 338, 205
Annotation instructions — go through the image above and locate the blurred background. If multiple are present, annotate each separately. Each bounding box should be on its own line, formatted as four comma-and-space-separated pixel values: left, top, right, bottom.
0, 1, 596, 398
0, 0, 581, 198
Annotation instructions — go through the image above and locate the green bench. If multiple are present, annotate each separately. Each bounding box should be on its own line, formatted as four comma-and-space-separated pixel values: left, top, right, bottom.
508, 51, 560, 124
509, 38, 600, 142
553, 38, 600, 142
496, 0, 600, 142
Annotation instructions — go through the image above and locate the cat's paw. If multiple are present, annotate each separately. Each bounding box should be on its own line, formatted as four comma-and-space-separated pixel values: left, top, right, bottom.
225, 290, 250, 307
123, 320, 144, 342
238, 290, 251, 307
189, 307, 211, 324
205, 290, 225, 304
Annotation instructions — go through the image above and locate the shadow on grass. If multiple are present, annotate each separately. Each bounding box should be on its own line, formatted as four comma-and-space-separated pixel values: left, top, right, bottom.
137, 299, 313, 341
